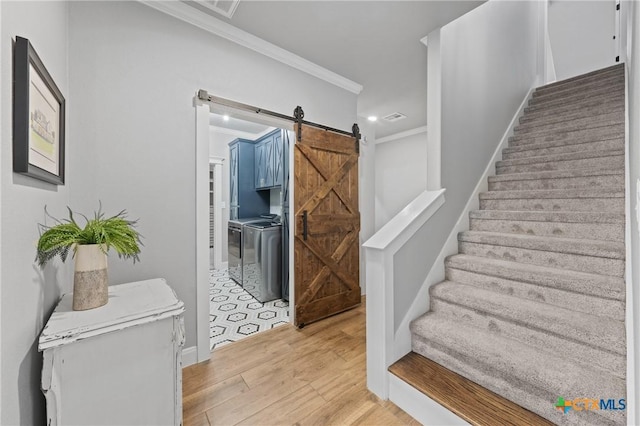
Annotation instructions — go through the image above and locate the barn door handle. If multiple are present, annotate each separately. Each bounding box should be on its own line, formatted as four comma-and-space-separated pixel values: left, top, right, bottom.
302, 210, 308, 241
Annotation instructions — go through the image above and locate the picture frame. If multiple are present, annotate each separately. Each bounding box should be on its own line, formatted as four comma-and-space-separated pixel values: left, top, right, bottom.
13, 36, 65, 185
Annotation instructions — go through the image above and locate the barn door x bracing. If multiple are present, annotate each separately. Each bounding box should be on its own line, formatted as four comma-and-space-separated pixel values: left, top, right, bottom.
294, 124, 360, 327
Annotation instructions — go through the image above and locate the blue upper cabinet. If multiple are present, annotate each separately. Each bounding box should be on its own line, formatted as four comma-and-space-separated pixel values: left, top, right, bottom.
255, 129, 283, 190
229, 138, 269, 219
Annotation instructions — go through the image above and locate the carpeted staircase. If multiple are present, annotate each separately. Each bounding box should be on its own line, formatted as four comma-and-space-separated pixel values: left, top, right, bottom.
409, 64, 627, 425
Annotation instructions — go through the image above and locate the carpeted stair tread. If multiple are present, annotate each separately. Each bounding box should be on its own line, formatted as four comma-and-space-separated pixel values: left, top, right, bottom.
445, 255, 625, 321
410, 316, 626, 425
458, 231, 624, 276
429, 281, 626, 356
489, 167, 624, 181
496, 148, 623, 168
469, 209, 624, 223
489, 173, 623, 191
497, 155, 624, 174
513, 115, 624, 139
469, 210, 624, 241
489, 176, 623, 191
531, 73, 625, 102
479, 187, 624, 200
528, 84, 625, 108
516, 106, 624, 132
503, 136, 623, 158
479, 197, 623, 213
521, 101, 624, 124
525, 87, 625, 115
509, 124, 624, 145
445, 254, 625, 301
534, 63, 623, 93
532, 70, 624, 96
458, 231, 624, 259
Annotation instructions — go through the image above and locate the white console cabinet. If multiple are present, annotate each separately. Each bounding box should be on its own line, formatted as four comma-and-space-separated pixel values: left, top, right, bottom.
38, 278, 185, 426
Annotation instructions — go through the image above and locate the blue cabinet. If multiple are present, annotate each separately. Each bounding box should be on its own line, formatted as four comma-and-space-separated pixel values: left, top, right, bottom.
229, 139, 269, 220
255, 129, 284, 190
255, 135, 274, 189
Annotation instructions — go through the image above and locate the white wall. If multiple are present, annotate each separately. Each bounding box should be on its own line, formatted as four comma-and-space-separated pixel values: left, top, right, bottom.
548, 0, 617, 80
1, 2, 72, 424
626, 1, 640, 423
68, 1, 357, 349
374, 131, 428, 230
392, 0, 539, 329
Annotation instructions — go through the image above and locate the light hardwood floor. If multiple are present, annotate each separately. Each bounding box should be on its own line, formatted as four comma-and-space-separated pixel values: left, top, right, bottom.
182, 298, 419, 425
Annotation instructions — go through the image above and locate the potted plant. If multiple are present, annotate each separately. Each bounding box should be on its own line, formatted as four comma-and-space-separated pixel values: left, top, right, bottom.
37, 206, 142, 311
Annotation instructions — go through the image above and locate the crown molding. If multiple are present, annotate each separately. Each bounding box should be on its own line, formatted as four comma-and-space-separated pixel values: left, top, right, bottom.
375, 125, 428, 145
139, 1, 363, 95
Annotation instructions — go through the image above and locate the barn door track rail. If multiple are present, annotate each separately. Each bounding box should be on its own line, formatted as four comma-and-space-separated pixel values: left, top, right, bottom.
198, 90, 360, 152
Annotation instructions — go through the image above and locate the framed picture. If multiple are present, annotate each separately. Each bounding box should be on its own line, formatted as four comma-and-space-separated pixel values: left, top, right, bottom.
13, 36, 65, 185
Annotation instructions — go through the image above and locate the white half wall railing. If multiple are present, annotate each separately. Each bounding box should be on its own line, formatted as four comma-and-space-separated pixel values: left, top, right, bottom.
363, 189, 446, 399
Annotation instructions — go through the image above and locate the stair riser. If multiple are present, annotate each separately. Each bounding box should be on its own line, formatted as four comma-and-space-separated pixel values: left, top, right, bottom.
502, 139, 623, 161
411, 336, 626, 426
535, 67, 624, 95
532, 74, 625, 101
523, 95, 624, 118
489, 174, 624, 191
480, 198, 623, 213
430, 299, 626, 368
445, 267, 625, 321
513, 115, 624, 137
496, 155, 624, 174
528, 84, 624, 107
458, 241, 624, 276
514, 108, 624, 133
502, 138, 624, 160
509, 126, 624, 145
469, 219, 624, 242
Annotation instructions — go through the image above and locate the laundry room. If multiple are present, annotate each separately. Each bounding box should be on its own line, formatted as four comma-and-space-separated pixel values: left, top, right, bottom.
207, 112, 291, 350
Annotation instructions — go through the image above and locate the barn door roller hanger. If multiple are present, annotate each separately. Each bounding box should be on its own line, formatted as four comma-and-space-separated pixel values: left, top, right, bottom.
198, 90, 360, 153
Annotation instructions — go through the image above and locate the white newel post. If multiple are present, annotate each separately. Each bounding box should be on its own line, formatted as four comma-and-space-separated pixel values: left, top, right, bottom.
365, 247, 395, 399
363, 189, 446, 400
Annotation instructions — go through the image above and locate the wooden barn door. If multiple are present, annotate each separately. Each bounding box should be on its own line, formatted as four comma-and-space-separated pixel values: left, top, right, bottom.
294, 124, 360, 327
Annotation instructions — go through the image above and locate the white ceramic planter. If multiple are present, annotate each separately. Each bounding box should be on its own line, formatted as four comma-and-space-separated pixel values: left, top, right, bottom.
73, 244, 108, 311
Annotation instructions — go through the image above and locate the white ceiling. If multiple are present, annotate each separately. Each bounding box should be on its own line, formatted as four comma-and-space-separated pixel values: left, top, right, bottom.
196, 0, 485, 138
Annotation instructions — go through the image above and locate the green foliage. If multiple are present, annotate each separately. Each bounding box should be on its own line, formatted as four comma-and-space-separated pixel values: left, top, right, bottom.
36, 206, 142, 267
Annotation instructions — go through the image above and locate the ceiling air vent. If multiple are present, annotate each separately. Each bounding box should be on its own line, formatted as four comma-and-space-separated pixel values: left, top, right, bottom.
382, 112, 407, 123
192, 0, 241, 19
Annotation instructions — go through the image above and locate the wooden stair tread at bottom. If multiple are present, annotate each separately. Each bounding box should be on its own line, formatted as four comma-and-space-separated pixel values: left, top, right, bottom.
389, 352, 554, 426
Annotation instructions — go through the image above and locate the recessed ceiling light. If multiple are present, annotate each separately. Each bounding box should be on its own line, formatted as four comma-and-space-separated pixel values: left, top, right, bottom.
367, 116, 377, 122
223, 115, 230, 122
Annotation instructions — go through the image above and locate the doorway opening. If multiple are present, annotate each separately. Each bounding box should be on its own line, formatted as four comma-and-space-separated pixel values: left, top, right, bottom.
194, 93, 362, 363
207, 113, 292, 351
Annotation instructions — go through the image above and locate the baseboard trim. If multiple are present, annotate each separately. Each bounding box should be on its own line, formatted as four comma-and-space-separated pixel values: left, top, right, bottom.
392, 87, 535, 362
182, 346, 198, 368
388, 372, 469, 426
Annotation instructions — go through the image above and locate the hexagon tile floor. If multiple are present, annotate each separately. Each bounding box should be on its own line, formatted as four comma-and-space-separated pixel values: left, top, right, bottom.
210, 268, 289, 350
